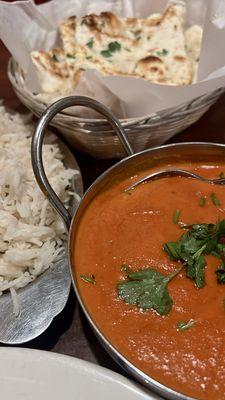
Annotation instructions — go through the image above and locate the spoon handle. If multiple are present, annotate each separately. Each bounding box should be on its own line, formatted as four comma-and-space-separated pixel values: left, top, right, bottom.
126, 168, 225, 192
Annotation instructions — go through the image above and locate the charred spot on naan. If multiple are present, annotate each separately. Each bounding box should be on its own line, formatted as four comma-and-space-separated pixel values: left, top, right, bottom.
82, 12, 122, 37
174, 55, 187, 62
135, 56, 167, 83
138, 55, 163, 64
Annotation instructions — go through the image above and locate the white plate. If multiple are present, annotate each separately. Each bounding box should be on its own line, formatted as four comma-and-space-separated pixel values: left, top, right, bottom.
0, 348, 160, 400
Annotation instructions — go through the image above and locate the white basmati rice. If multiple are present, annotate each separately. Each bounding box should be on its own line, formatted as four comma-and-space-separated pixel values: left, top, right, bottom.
0, 104, 79, 315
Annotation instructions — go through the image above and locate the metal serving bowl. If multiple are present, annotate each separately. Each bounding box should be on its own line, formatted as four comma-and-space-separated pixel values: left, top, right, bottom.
31, 96, 225, 400
9, 57, 224, 159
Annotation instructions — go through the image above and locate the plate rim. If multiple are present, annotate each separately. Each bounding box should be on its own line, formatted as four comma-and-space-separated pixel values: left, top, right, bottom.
0, 347, 156, 399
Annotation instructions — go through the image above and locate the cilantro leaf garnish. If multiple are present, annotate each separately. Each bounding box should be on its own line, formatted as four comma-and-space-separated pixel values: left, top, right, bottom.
117, 266, 182, 316
212, 243, 225, 259
118, 219, 225, 317
199, 197, 206, 207
215, 244, 225, 283
177, 319, 195, 331
156, 49, 169, 57
80, 274, 96, 285
101, 41, 121, 58
108, 41, 121, 52
66, 53, 76, 59
173, 209, 181, 224
86, 38, 94, 49
211, 193, 221, 206
216, 264, 225, 284
101, 50, 112, 58
164, 220, 225, 288
186, 254, 206, 288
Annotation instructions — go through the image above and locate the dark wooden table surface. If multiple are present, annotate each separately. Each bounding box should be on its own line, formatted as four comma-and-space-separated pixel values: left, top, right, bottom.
1, 32, 225, 375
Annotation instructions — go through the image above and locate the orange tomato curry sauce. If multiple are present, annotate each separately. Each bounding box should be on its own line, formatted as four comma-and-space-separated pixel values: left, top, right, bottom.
73, 161, 225, 400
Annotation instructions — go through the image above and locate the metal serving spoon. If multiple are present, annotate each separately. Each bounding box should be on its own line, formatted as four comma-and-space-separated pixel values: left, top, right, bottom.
126, 168, 225, 192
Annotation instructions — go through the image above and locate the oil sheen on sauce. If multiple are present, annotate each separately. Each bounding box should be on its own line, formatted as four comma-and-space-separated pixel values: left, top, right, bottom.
73, 162, 225, 400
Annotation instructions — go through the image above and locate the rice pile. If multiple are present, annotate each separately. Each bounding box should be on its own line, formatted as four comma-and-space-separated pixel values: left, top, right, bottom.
0, 104, 78, 315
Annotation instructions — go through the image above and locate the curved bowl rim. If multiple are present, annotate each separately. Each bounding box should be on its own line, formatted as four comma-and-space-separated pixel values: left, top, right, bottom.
67, 141, 225, 400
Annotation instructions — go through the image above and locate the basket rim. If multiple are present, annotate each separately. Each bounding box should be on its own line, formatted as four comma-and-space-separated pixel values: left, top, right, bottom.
8, 57, 225, 127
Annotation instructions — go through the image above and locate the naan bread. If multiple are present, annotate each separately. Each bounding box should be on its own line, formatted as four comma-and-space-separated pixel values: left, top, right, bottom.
31, 48, 77, 93
185, 24, 203, 62
185, 24, 203, 82
135, 4, 194, 85
31, 46, 84, 94
31, 3, 202, 93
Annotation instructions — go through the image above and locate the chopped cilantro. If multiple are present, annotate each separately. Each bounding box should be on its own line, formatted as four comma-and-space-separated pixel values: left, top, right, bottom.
101, 50, 112, 58
216, 264, 225, 284
211, 193, 221, 206
86, 55, 93, 60
219, 172, 225, 179
199, 197, 206, 207
80, 274, 96, 285
212, 243, 225, 259
66, 53, 76, 59
215, 244, 225, 283
108, 41, 121, 52
173, 209, 181, 224
86, 38, 94, 49
117, 266, 182, 316
101, 41, 121, 58
164, 220, 225, 288
118, 219, 225, 317
124, 47, 131, 52
177, 319, 195, 331
156, 49, 169, 57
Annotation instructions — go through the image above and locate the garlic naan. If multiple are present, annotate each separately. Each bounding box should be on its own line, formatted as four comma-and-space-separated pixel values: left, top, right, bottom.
31, 3, 202, 93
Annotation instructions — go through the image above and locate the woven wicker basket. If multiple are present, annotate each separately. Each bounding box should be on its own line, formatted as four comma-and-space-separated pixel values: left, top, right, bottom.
8, 58, 224, 159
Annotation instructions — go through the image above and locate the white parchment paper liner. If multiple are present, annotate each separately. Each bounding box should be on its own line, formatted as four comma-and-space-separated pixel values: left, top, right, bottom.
1, 0, 225, 118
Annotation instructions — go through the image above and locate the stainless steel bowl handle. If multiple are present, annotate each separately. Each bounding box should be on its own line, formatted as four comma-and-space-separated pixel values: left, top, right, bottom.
31, 96, 134, 230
